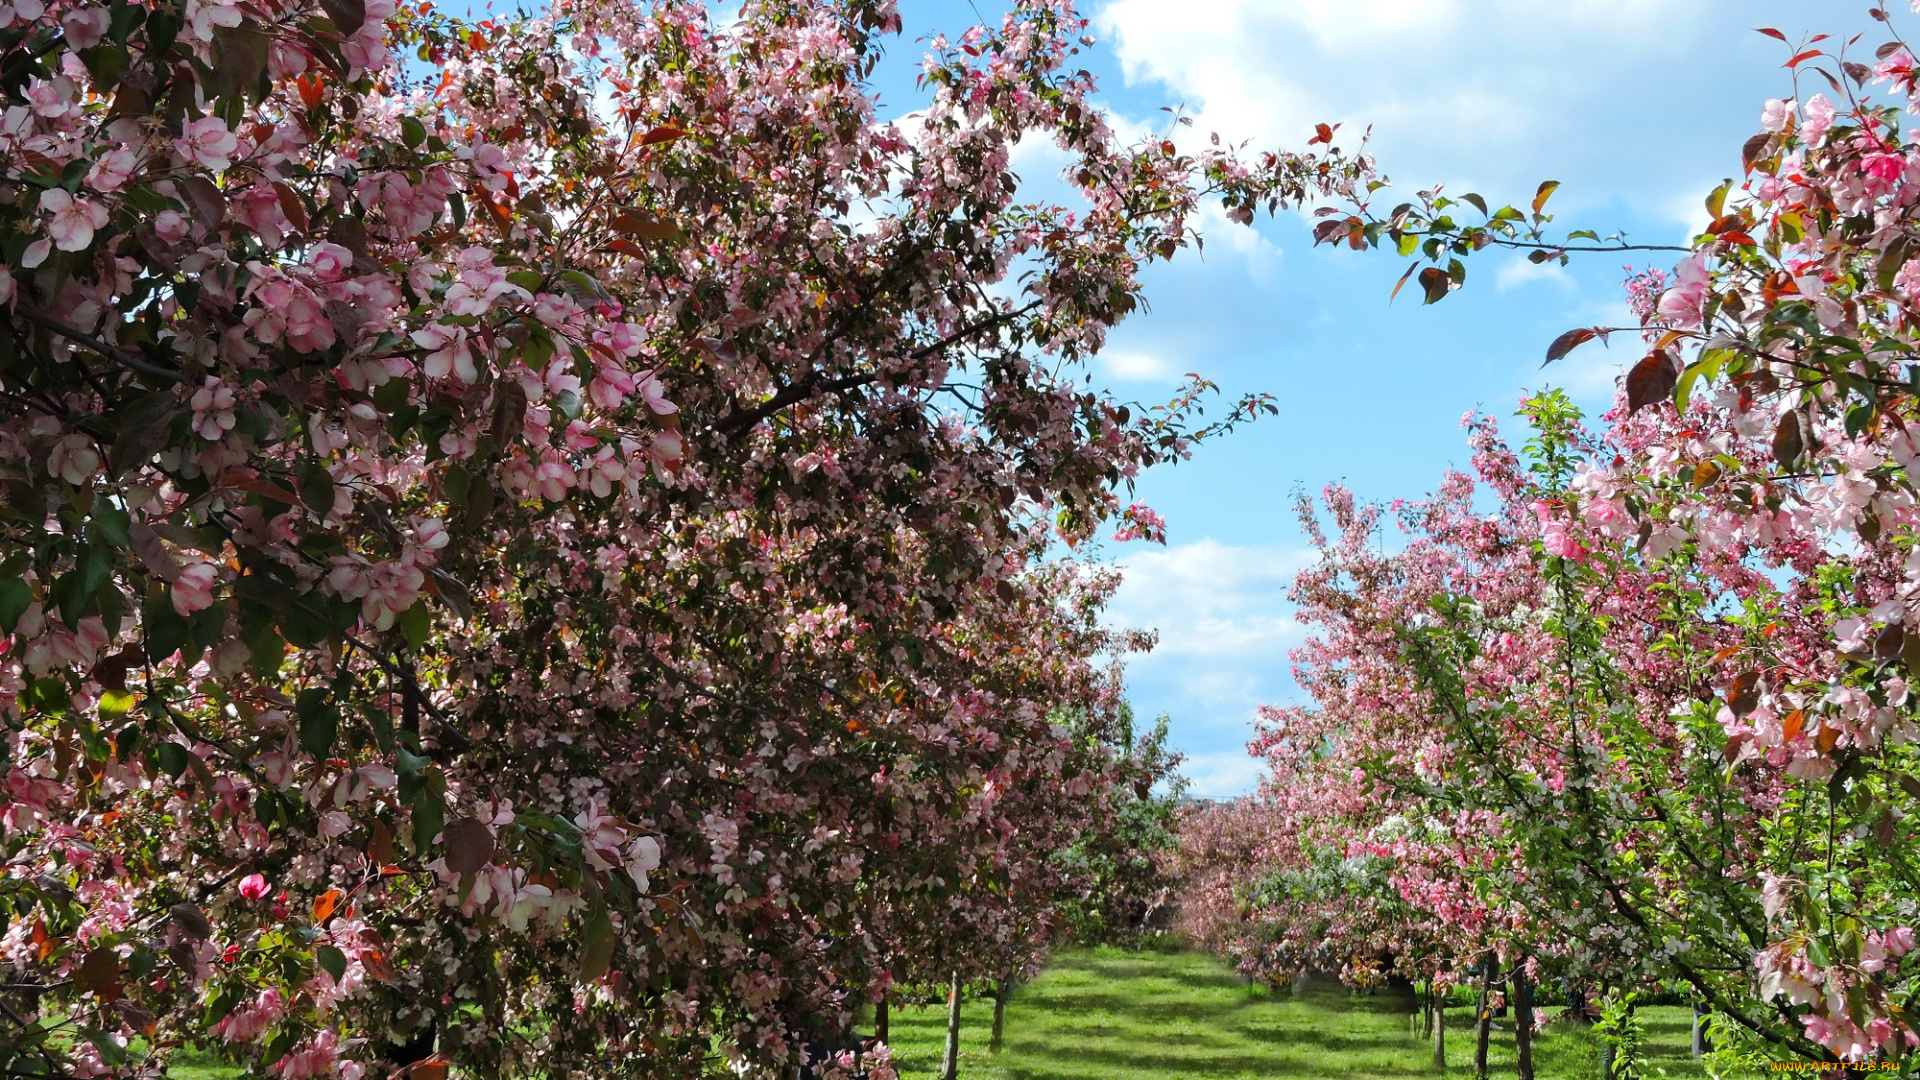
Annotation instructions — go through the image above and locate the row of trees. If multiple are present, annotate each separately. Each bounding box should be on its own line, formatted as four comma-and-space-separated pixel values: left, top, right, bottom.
0, 0, 1356, 1075
1176, 11, 1920, 1074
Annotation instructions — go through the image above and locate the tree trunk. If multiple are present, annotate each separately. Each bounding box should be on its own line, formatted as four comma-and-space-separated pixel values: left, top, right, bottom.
1599, 1042, 1616, 1079
1474, 953, 1497, 1079
1692, 1001, 1707, 1058
1432, 985, 1446, 1069
990, 977, 1011, 1052
875, 993, 888, 1044
1513, 964, 1535, 1080
941, 971, 962, 1080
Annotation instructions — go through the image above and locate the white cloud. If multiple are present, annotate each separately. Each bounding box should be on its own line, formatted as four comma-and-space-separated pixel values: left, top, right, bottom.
1106, 538, 1307, 659
1099, 538, 1307, 797
1097, 349, 1182, 382
1092, 0, 1810, 225
1177, 750, 1270, 799
1495, 255, 1575, 293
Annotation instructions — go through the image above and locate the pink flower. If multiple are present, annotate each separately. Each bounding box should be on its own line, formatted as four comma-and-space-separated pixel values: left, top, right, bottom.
1531, 501, 1588, 562
1802, 93, 1837, 144
60, 6, 109, 48
1761, 98, 1795, 134
172, 560, 218, 616
1111, 502, 1167, 544
1874, 48, 1916, 92
1888, 926, 1916, 957
175, 116, 239, 173
634, 370, 677, 415
190, 377, 237, 441
85, 148, 139, 192
238, 873, 271, 900
308, 242, 354, 282
46, 434, 98, 485
411, 323, 479, 382
38, 190, 108, 252
1656, 255, 1710, 328
154, 209, 190, 242
272, 1030, 343, 1080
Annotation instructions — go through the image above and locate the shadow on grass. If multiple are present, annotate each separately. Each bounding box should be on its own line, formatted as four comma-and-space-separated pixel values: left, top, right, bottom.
871, 947, 1712, 1080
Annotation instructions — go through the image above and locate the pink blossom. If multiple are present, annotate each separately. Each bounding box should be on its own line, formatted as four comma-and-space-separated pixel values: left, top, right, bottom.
46, 434, 98, 485
237, 873, 271, 900
38, 189, 107, 252
1761, 98, 1795, 134
308, 242, 355, 282
1802, 93, 1837, 144
175, 116, 239, 173
85, 147, 138, 191
171, 561, 218, 616
1656, 255, 1710, 328
154, 210, 190, 242
190, 377, 237, 441
60, 7, 109, 49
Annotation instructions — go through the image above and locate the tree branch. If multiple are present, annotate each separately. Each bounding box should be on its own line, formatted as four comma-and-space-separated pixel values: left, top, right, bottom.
12, 306, 185, 385
713, 301, 1044, 435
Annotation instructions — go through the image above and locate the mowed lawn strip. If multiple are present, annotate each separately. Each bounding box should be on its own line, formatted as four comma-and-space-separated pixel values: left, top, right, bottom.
878, 947, 1707, 1080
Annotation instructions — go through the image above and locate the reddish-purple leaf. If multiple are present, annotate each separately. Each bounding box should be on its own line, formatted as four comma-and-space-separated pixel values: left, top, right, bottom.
1625, 351, 1679, 413
1542, 327, 1598, 367
443, 817, 496, 876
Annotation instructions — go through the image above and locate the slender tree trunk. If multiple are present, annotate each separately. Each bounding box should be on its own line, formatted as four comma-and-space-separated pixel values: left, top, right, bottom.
1597, 983, 1612, 1076
990, 977, 1011, 1052
875, 993, 888, 1044
1692, 1000, 1707, 1058
941, 971, 962, 1080
1513, 964, 1535, 1080
1474, 952, 1497, 1079
1432, 984, 1447, 1069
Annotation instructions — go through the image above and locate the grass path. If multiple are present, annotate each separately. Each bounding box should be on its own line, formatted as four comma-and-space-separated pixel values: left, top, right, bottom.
878, 947, 1708, 1079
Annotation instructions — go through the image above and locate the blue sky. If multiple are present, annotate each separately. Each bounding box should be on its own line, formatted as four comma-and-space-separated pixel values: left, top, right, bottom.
869, 0, 1862, 795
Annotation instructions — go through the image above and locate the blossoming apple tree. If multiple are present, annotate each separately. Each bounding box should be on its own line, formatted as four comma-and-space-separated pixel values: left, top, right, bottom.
1187, 12, 1920, 1067
0, 0, 1376, 1073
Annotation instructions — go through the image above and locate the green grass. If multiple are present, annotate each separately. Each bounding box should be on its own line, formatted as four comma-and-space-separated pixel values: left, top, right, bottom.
148, 947, 1710, 1077
875, 947, 1708, 1079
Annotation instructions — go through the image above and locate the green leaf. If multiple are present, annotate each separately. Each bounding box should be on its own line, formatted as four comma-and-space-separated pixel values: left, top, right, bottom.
77, 1025, 131, 1067
157, 741, 189, 778
398, 600, 430, 652
399, 115, 427, 149
297, 462, 335, 516
98, 689, 135, 720
0, 577, 30, 634
242, 609, 284, 677
297, 689, 339, 759
316, 944, 348, 982
410, 790, 446, 854
91, 502, 131, 548
579, 907, 615, 982
397, 745, 431, 777
53, 546, 112, 626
